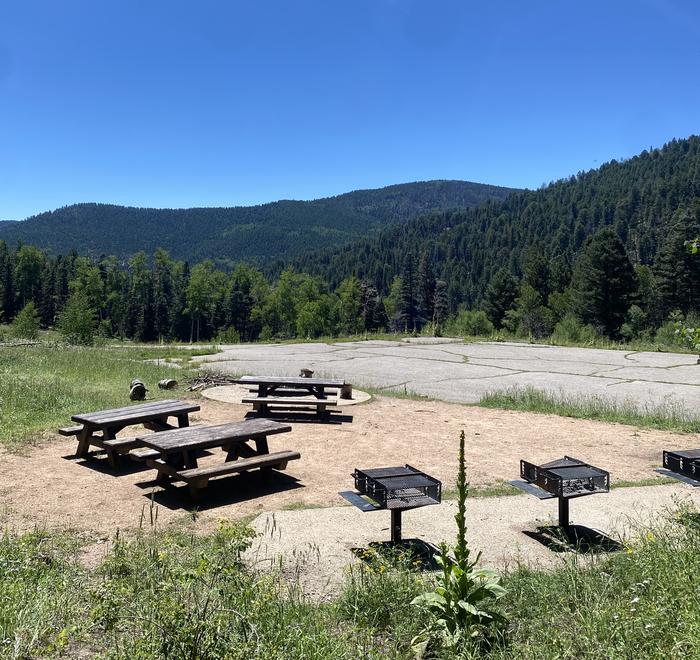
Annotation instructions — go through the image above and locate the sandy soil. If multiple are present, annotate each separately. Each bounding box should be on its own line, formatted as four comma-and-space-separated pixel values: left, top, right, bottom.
0, 395, 696, 540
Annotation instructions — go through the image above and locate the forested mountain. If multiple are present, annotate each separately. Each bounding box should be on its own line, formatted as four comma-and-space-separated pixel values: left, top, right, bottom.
3, 137, 700, 346
292, 137, 700, 310
0, 180, 516, 264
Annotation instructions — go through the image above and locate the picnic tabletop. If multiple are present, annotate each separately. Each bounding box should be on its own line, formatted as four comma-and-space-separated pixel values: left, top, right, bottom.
136, 418, 292, 454
235, 375, 346, 387
72, 399, 200, 428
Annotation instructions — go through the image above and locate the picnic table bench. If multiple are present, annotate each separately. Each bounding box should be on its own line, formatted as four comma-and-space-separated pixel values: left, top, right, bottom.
235, 375, 351, 416
61, 399, 200, 467
138, 418, 298, 498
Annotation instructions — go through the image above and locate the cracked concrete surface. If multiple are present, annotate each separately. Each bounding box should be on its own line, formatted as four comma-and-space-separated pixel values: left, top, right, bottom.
196, 338, 700, 413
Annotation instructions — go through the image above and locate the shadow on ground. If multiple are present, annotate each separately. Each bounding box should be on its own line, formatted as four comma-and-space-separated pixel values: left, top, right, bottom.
524, 524, 623, 554
137, 470, 304, 511
351, 539, 443, 571
244, 411, 353, 425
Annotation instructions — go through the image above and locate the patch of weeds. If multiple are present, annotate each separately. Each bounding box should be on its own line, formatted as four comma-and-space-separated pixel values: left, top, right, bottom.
480, 386, 700, 433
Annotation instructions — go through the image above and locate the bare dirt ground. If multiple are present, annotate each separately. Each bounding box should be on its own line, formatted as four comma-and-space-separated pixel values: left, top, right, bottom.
0, 394, 697, 543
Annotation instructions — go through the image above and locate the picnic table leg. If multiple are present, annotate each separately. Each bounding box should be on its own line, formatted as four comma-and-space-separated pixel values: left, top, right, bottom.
75, 427, 91, 458
254, 435, 269, 455
156, 450, 194, 486
177, 413, 189, 428
103, 428, 120, 469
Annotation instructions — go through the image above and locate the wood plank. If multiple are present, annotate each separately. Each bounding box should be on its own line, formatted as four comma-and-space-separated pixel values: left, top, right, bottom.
72, 399, 180, 421
73, 401, 200, 427
178, 450, 301, 482
235, 376, 346, 387
100, 436, 141, 451
58, 425, 84, 436
76, 401, 198, 426
241, 397, 337, 406
137, 419, 291, 453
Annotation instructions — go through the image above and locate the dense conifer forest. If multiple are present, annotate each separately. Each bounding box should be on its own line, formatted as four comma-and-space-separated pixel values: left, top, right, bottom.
1, 137, 699, 345
0, 180, 515, 265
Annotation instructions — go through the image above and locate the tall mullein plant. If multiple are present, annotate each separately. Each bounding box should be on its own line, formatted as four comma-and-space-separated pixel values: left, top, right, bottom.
412, 430, 507, 652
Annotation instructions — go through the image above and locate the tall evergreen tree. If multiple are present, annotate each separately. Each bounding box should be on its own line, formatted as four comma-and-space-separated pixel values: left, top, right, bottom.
522, 246, 550, 301
482, 268, 519, 328
417, 251, 436, 325
432, 280, 448, 329
570, 227, 637, 337
0, 241, 14, 322
360, 281, 386, 331
397, 254, 419, 331
654, 208, 700, 318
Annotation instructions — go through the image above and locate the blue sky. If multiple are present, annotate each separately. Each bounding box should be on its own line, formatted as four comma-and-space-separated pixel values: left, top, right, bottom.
1, 1, 699, 219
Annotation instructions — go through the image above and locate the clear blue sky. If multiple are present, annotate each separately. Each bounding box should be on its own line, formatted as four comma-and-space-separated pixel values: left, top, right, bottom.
1, 1, 699, 220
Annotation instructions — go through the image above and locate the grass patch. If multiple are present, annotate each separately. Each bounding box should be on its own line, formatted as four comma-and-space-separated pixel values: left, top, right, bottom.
463, 330, 696, 355
442, 482, 521, 499
612, 476, 677, 489
4, 507, 700, 657
364, 385, 437, 402
0, 344, 195, 448
479, 386, 700, 433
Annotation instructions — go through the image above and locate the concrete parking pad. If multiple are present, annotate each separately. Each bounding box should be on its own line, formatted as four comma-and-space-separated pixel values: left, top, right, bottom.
196, 339, 700, 413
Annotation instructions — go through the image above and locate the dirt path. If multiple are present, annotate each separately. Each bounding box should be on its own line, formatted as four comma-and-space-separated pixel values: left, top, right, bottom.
0, 395, 696, 542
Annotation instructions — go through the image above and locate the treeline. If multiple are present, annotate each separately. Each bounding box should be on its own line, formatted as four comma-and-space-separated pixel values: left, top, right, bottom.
2, 211, 700, 346
291, 136, 700, 311
0, 243, 397, 343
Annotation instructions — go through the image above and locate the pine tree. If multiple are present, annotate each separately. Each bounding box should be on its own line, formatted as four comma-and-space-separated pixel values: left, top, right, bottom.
482, 268, 519, 328
654, 208, 700, 318
417, 251, 436, 326
0, 241, 14, 322
10, 301, 40, 340
570, 227, 637, 337
522, 246, 550, 301
397, 255, 418, 332
432, 280, 448, 329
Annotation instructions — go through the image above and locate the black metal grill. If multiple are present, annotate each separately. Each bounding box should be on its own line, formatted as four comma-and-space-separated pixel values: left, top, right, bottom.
353, 465, 441, 511
517, 456, 610, 528
663, 449, 700, 480
520, 456, 610, 499
348, 465, 441, 543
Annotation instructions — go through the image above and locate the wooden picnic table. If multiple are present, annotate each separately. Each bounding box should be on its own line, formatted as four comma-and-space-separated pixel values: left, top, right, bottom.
235, 375, 351, 416
62, 399, 200, 467
138, 418, 298, 498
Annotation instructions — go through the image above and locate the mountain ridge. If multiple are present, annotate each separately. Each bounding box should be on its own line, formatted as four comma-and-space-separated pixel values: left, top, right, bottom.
0, 180, 518, 264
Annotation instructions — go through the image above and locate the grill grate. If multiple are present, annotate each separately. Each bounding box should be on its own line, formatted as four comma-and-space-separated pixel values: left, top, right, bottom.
353, 465, 441, 511
520, 456, 609, 499
663, 449, 700, 480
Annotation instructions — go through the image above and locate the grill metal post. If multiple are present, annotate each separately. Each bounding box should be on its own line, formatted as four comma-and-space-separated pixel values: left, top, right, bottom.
391, 510, 402, 543
558, 497, 570, 528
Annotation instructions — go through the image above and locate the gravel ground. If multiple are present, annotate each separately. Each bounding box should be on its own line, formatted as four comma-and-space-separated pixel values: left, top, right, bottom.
248, 483, 700, 598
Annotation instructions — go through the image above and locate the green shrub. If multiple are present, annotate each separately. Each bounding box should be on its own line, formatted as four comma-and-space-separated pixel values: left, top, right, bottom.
620, 304, 652, 341
655, 320, 685, 348
57, 293, 96, 345
9, 301, 40, 340
216, 326, 241, 343
551, 313, 598, 344
447, 310, 494, 337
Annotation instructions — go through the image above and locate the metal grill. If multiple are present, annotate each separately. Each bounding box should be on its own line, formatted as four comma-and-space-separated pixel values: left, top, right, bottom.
520, 456, 610, 499
663, 449, 700, 480
353, 465, 441, 511
347, 465, 441, 543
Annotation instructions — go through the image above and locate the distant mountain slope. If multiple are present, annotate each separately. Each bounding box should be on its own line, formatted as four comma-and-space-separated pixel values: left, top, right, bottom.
0, 180, 517, 264
291, 136, 700, 306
